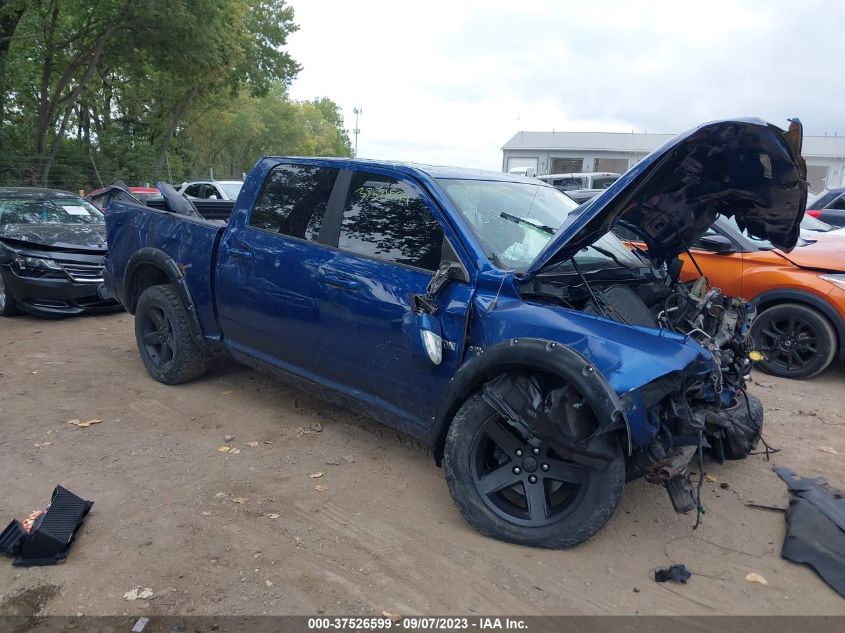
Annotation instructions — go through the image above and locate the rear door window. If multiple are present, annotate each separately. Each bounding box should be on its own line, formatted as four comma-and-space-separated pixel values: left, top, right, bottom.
249, 163, 338, 241
338, 171, 444, 271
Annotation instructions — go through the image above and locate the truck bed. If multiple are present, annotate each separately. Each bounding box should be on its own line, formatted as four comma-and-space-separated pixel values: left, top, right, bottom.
105, 202, 227, 341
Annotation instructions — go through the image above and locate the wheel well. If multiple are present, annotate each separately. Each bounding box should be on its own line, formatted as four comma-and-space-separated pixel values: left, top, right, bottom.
127, 263, 170, 313
432, 366, 628, 466
755, 298, 840, 347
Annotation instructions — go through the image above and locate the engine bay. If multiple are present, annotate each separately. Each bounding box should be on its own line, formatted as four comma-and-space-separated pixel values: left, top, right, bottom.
519, 245, 763, 513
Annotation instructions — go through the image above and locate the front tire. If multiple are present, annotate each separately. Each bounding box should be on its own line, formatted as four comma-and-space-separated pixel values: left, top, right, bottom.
443, 394, 625, 548
134, 284, 210, 384
751, 303, 837, 379
0, 269, 20, 317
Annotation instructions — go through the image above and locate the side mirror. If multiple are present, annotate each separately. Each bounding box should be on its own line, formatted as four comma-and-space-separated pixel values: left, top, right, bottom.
698, 234, 736, 254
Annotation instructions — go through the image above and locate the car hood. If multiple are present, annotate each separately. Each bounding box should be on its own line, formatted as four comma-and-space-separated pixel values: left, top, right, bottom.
525, 118, 807, 277
778, 234, 845, 273
0, 223, 107, 253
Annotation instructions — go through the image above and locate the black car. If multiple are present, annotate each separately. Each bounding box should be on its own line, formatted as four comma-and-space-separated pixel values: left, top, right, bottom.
0, 188, 120, 317
807, 187, 845, 226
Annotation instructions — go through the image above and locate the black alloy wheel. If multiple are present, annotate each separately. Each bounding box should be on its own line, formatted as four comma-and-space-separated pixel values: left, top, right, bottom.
139, 303, 176, 370
134, 284, 210, 384
444, 393, 624, 548
751, 303, 837, 379
469, 415, 588, 527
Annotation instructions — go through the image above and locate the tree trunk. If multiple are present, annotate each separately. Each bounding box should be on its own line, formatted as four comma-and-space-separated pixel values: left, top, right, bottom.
154, 86, 198, 180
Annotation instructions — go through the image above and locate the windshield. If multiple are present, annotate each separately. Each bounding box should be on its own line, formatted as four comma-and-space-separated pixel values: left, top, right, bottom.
440, 179, 643, 272
0, 197, 104, 226
800, 214, 834, 232
440, 179, 580, 271
219, 182, 243, 199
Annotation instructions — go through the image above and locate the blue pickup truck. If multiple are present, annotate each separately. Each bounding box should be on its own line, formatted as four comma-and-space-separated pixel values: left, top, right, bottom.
104, 118, 806, 548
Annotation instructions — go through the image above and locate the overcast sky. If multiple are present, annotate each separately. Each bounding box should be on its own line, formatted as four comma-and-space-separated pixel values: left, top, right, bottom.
286, 0, 840, 170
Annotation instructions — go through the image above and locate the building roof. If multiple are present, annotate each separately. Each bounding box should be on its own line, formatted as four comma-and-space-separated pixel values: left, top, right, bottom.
502, 130, 845, 157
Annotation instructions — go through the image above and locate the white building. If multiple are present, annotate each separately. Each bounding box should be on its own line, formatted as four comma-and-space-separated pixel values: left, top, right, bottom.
502, 130, 845, 194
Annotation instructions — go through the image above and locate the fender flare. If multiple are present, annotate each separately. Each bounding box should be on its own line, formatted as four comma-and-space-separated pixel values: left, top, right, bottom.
429, 338, 630, 465
752, 288, 844, 355
122, 247, 204, 342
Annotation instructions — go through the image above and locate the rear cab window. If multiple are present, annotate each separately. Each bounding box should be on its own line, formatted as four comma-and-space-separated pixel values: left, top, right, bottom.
338, 171, 444, 271
248, 163, 338, 241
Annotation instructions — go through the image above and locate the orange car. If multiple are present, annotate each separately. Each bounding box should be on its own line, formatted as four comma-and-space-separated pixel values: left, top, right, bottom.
675, 216, 845, 379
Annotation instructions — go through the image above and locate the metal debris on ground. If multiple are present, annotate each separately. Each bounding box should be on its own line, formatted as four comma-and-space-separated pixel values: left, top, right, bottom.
314, 485, 328, 492
246, 441, 259, 447
310, 472, 323, 478
132, 616, 150, 632
654, 564, 692, 584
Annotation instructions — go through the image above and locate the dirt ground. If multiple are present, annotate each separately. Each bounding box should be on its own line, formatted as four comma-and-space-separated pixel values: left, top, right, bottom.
0, 311, 843, 616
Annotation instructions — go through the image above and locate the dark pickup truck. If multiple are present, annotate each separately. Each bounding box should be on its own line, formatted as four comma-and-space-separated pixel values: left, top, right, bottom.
104, 118, 806, 548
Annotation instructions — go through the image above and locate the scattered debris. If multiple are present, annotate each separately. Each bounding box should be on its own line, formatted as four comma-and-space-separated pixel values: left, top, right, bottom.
67, 419, 102, 428
33, 442, 52, 448
794, 410, 818, 417
214, 492, 227, 499
201, 511, 211, 516
222, 390, 232, 396
132, 617, 150, 633
314, 485, 328, 493
311, 422, 322, 433
1, 486, 93, 567
705, 474, 717, 482
720, 482, 730, 490
267, 514, 279, 519
224, 435, 235, 442
383, 611, 402, 623
246, 441, 259, 448
818, 446, 839, 455
229, 448, 240, 454
218, 446, 231, 453
745, 572, 768, 585
123, 587, 153, 601
232, 497, 248, 504
263, 440, 272, 444
774, 466, 845, 597
341, 454, 355, 464
754, 381, 776, 388
745, 503, 786, 513
265, 580, 273, 588
654, 564, 692, 584
310, 472, 323, 479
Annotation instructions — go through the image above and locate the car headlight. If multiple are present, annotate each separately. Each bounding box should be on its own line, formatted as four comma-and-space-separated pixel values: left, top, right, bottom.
14, 255, 62, 271
820, 273, 845, 291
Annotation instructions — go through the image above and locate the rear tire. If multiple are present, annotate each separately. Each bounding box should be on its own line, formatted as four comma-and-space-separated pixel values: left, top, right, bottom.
443, 394, 625, 548
134, 284, 210, 384
751, 303, 836, 379
0, 269, 20, 317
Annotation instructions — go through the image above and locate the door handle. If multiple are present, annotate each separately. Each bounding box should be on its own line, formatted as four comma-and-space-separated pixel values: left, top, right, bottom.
228, 248, 253, 260
321, 272, 358, 291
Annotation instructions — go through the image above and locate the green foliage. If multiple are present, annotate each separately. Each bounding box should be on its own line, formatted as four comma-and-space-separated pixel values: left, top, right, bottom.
0, 0, 351, 191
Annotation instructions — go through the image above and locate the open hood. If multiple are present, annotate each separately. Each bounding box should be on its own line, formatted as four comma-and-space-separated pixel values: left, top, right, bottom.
0, 223, 107, 253
525, 118, 807, 277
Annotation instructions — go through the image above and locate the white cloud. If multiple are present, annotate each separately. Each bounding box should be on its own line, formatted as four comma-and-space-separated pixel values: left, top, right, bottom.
286, 0, 843, 170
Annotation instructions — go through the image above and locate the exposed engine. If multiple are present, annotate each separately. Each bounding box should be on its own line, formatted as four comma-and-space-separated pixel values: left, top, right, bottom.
522, 255, 764, 513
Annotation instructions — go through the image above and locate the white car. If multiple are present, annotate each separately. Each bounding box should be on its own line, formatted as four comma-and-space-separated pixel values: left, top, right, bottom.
178, 180, 243, 201
537, 172, 620, 203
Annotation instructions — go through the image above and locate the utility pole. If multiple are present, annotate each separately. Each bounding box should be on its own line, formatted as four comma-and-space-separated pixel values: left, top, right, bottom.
353, 107, 362, 158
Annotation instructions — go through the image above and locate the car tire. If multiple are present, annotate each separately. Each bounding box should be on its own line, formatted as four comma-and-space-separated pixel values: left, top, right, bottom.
751, 303, 837, 379
443, 393, 625, 548
0, 269, 20, 317
134, 284, 210, 384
